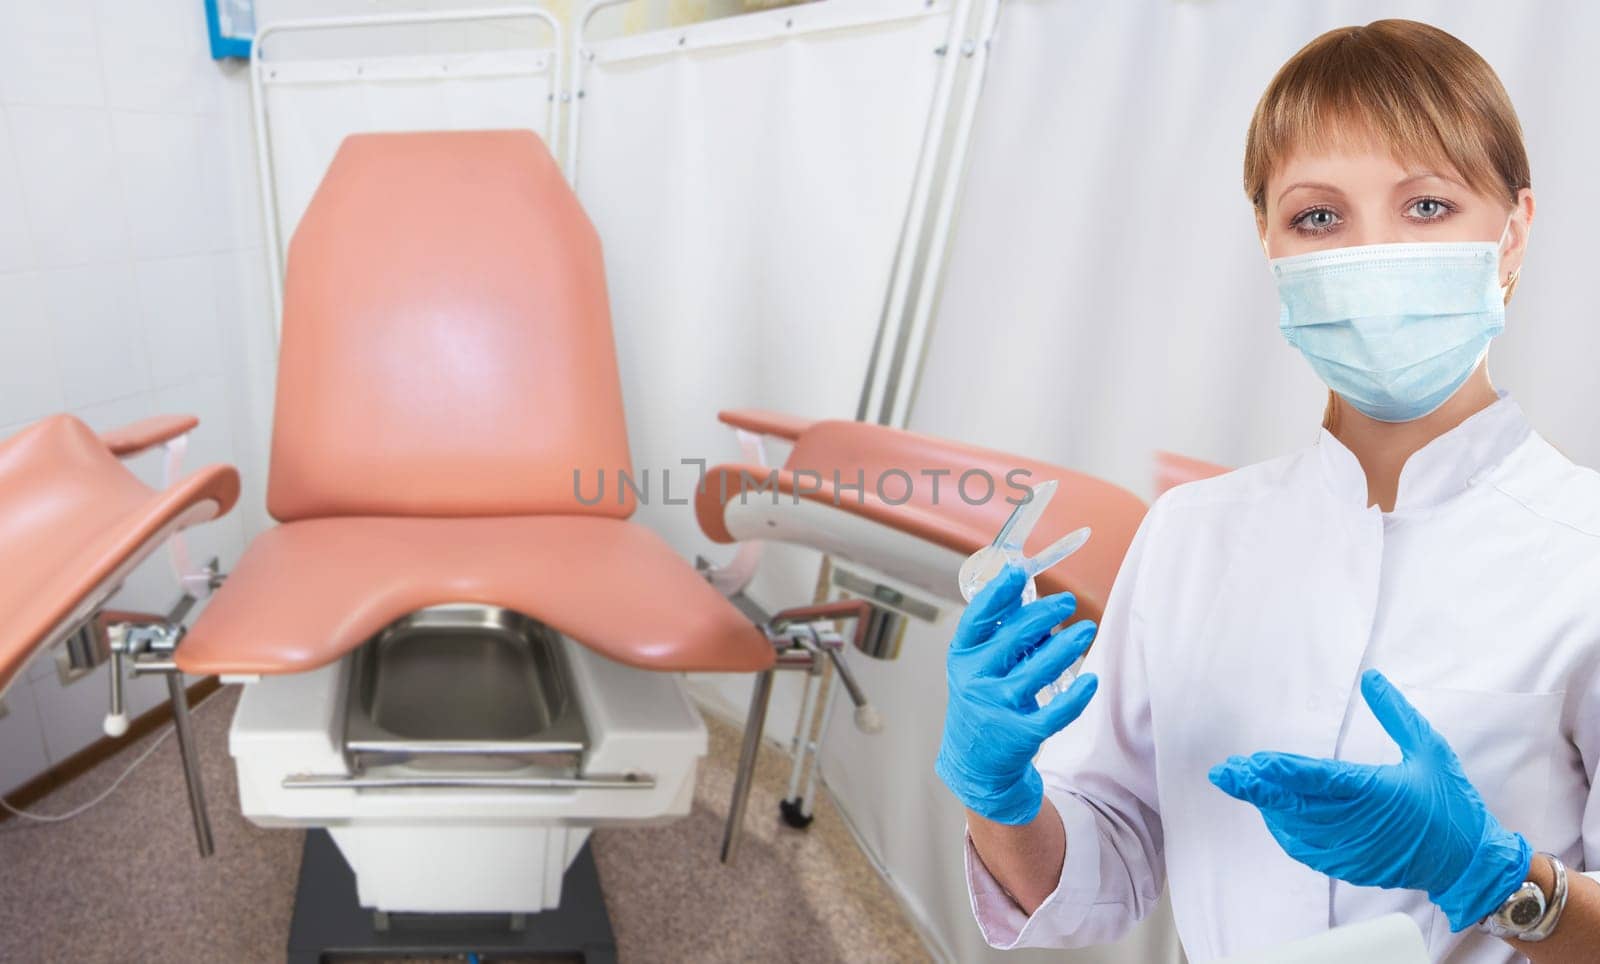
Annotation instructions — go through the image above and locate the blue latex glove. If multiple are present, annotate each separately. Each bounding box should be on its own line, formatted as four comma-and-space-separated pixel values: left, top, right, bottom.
1208, 669, 1532, 932
934, 564, 1100, 825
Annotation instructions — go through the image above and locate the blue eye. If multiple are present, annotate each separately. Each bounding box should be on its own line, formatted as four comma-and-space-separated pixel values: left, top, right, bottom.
1290, 207, 1340, 236
1408, 197, 1453, 220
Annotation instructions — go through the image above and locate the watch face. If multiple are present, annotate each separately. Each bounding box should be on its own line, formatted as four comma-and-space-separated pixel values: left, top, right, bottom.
1509, 895, 1544, 928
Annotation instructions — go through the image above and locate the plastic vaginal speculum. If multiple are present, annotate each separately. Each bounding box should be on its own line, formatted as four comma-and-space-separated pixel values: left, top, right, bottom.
958, 479, 1092, 702
958, 479, 1091, 606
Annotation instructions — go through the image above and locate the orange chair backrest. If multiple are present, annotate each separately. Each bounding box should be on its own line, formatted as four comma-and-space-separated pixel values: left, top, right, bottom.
267, 130, 635, 522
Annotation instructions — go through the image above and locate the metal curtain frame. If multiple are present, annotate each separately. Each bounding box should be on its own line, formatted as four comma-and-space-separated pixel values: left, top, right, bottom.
250, 5, 564, 333
565, 0, 972, 427
880, 0, 1003, 428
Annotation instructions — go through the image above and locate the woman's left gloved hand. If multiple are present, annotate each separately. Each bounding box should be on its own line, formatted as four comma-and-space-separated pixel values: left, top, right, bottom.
1208, 669, 1532, 932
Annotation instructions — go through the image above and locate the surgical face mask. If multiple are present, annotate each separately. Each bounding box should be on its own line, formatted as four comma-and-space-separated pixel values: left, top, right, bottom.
1270, 236, 1509, 423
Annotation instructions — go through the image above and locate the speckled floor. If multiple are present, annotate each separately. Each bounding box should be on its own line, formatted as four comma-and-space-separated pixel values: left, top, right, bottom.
0, 686, 930, 963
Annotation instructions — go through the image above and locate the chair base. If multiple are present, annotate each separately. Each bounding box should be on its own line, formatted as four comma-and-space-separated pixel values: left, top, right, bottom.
286, 829, 617, 963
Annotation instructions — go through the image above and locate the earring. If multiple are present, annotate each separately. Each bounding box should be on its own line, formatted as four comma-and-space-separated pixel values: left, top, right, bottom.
1504, 268, 1521, 287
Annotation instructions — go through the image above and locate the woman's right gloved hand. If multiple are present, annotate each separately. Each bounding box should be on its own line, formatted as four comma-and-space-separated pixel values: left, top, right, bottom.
934, 564, 1100, 825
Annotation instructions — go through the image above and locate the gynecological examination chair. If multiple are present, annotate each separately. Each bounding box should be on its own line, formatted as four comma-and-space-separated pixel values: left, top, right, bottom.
188, 129, 787, 961
3, 130, 772, 962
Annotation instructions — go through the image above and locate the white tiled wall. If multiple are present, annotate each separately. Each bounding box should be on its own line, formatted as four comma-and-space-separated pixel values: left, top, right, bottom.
0, 0, 277, 794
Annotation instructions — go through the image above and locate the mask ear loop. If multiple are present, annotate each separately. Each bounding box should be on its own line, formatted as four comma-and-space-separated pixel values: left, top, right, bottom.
1488, 214, 1517, 387
1497, 213, 1521, 292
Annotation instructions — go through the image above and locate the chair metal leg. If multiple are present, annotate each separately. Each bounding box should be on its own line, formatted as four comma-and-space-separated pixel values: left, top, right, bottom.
721, 668, 775, 864
166, 673, 214, 857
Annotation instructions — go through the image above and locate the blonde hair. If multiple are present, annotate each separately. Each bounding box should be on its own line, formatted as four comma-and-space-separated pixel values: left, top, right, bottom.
1244, 19, 1529, 218
1243, 20, 1531, 430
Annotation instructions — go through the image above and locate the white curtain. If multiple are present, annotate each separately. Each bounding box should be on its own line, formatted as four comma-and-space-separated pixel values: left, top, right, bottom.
574, 0, 957, 734
912, 0, 1597, 495
261, 47, 557, 264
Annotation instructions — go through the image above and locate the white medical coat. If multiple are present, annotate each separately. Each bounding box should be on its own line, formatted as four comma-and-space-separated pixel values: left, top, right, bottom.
965, 395, 1600, 962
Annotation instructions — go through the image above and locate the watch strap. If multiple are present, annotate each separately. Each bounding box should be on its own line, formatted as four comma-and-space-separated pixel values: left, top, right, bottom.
1479, 852, 1569, 942
1519, 853, 1569, 943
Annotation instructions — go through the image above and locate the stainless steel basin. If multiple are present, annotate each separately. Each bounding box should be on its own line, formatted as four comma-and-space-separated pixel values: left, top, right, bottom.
344, 605, 588, 774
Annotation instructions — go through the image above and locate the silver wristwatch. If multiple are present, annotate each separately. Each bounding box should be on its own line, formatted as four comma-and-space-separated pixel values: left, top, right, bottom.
1479, 853, 1568, 942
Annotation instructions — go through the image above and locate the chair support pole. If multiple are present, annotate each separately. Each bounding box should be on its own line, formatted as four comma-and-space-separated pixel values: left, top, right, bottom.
166, 671, 214, 858
721, 668, 775, 864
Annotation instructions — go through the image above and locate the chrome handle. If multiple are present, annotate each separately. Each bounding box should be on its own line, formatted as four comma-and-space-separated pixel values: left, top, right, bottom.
282, 772, 655, 790
103, 626, 128, 737
344, 739, 586, 757
823, 644, 882, 733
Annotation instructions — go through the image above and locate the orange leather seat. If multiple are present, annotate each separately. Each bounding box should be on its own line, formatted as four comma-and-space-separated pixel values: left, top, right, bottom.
0, 415, 238, 694
176, 516, 770, 675
176, 129, 771, 677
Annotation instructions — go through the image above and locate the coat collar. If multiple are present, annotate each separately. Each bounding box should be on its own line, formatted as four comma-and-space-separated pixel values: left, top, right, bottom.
1315, 392, 1532, 512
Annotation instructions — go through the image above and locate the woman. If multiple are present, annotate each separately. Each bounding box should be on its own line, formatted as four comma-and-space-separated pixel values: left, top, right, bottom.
935, 20, 1600, 962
